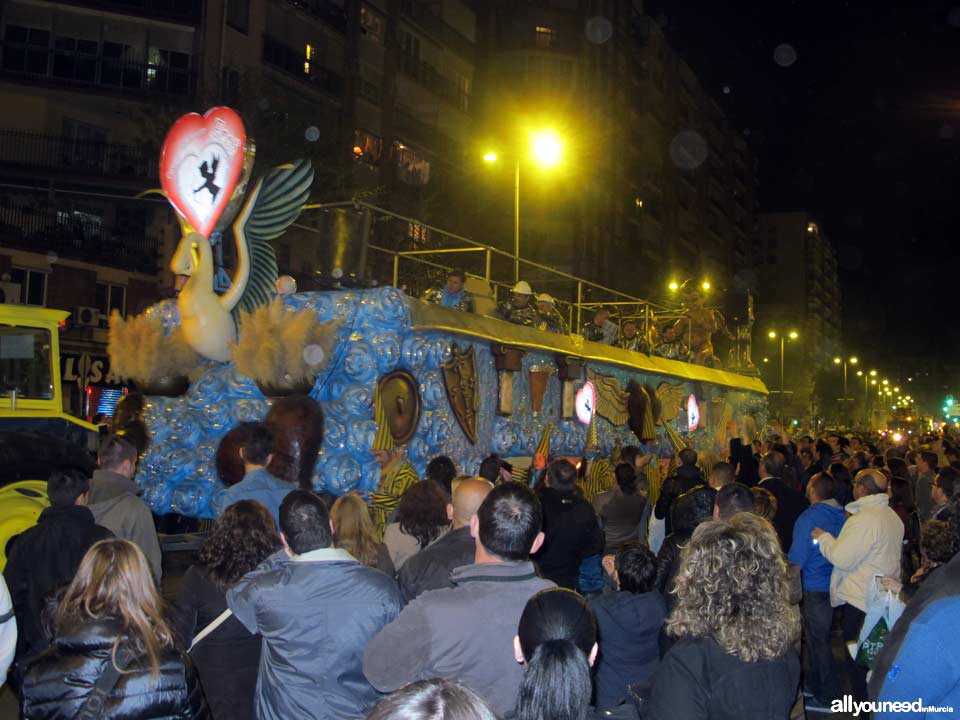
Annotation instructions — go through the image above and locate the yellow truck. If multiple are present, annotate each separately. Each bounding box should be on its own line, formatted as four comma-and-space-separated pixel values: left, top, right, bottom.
0, 304, 100, 569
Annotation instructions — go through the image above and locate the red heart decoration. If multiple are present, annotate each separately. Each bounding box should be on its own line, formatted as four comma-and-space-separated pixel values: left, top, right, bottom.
160, 107, 247, 238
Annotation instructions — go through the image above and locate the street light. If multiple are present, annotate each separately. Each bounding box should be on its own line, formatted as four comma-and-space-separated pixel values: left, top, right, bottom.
834, 355, 859, 425
769, 330, 799, 423
484, 128, 565, 282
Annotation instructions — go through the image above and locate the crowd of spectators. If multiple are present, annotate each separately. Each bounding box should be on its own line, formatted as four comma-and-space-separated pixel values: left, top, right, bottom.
2, 422, 959, 719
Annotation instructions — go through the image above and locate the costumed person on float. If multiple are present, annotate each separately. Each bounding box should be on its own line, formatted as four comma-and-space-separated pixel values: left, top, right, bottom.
369, 385, 420, 539
535, 294, 569, 335
496, 281, 539, 327
423, 269, 475, 313
661, 280, 734, 367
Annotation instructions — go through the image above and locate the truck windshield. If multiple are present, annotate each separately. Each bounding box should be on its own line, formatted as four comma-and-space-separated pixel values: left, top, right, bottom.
0, 324, 53, 400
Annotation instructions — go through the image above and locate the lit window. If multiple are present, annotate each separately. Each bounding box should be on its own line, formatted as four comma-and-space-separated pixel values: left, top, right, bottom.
535, 26, 557, 48
353, 129, 382, 163
395, 142, 431, 185
408, 223, 429, 242
305, 43, 315, 75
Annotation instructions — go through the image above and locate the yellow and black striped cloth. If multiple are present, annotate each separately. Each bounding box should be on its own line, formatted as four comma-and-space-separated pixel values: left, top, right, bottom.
369, 460, 419, 539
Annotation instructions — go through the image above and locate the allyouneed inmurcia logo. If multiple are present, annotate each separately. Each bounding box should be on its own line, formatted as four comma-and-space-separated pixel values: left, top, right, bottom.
831, 696, 955, 716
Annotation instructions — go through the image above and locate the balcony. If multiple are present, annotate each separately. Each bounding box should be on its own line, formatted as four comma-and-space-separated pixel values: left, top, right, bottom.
52, 0, 200, 24
0, 41, 194, 97
397, 53, 469, 112
0, 130, 157, 182
0, 203, 159, 273
402, 1, 475, 62
281, 0, 348, 33
262, 35, 344, 98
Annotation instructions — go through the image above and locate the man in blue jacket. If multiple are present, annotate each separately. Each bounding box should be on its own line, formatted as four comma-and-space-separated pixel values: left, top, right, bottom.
211, 422, 293, 527
228, 490, 402, 720
789, 472, 846, 712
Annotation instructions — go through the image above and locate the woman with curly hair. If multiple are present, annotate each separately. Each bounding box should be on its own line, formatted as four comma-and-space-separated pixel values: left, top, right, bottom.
383, 481, 449, 569
168, 500, 281, 720
644, 513, 801, 720
331, 493, 395, 575
21, 539, 208, 719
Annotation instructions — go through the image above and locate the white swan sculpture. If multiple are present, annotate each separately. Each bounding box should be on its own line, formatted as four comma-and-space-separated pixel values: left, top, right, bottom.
169, 159, 314, 362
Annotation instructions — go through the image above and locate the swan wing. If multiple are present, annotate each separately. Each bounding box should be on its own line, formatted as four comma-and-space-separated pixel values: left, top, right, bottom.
222, 159, 314, 317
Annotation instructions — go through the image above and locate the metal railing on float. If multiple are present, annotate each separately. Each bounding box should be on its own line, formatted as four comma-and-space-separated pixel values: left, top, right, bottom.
296, 200, 683, 339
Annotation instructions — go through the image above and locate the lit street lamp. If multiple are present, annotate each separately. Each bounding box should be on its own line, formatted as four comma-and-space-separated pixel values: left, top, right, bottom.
769, 330, 799, 422
484, 129, 564, 282
834, 355, 858, 425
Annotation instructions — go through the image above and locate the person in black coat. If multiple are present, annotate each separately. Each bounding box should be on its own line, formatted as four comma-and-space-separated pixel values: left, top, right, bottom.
534, 460, 604, 591
21, 538, 209, 720
654, 448, 705, 535
590, 544, 666, 710
4, 467, 112, 675
168, 500, 281, 720
643, 514, 800, 720
399, 478, 492, 602
757, 451, 809, 553
654, 486, 716, 607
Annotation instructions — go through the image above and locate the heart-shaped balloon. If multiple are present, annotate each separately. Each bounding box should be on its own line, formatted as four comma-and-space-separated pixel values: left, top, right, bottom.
160, 107, 247, 238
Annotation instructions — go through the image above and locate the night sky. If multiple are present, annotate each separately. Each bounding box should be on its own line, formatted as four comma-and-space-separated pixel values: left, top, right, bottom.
646, 1, 960, 370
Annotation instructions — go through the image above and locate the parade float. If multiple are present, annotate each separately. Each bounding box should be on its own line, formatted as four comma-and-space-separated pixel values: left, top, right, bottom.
102, 107, 769, 519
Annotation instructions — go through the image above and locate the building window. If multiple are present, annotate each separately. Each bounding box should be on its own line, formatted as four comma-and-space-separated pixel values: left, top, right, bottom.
227, 0, 250, 33
535, 26, 557, 49
305, 43, 316, 75
361, 5, 384, 43
353, 129, 382, 163
61, 118, 108, 169
2, 25, 51, 75
395, 142, 431, 185
399, 30, 420, 59
9, 268, 47, 306
96, 282, 126, 328
147, 47, 191, 93
453, 71, 470, 112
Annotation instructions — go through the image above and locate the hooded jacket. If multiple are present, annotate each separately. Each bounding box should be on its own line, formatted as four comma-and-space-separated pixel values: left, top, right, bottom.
21, 616, 208, 720
4, 505, 112, 663
816, 493, 903, 611
589, 589, 666, 709
87, 470, 163, 583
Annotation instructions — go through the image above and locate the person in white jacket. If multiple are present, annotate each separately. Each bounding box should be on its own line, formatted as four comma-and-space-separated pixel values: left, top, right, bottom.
811, 468, 903, 702
0, 574, 16, 686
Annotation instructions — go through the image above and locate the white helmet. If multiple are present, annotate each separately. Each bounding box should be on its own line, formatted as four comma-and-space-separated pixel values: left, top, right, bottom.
511, 281, 533, 295
536, 293, 555, 305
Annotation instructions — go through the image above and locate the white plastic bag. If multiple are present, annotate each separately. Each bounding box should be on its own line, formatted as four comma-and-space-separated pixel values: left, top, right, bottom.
852, 576, 906, 659
648, 514, 666, 554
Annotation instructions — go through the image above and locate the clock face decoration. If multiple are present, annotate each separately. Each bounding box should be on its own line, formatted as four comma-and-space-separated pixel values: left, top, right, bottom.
687, 393, 700, 431
576, 382, 596, 425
